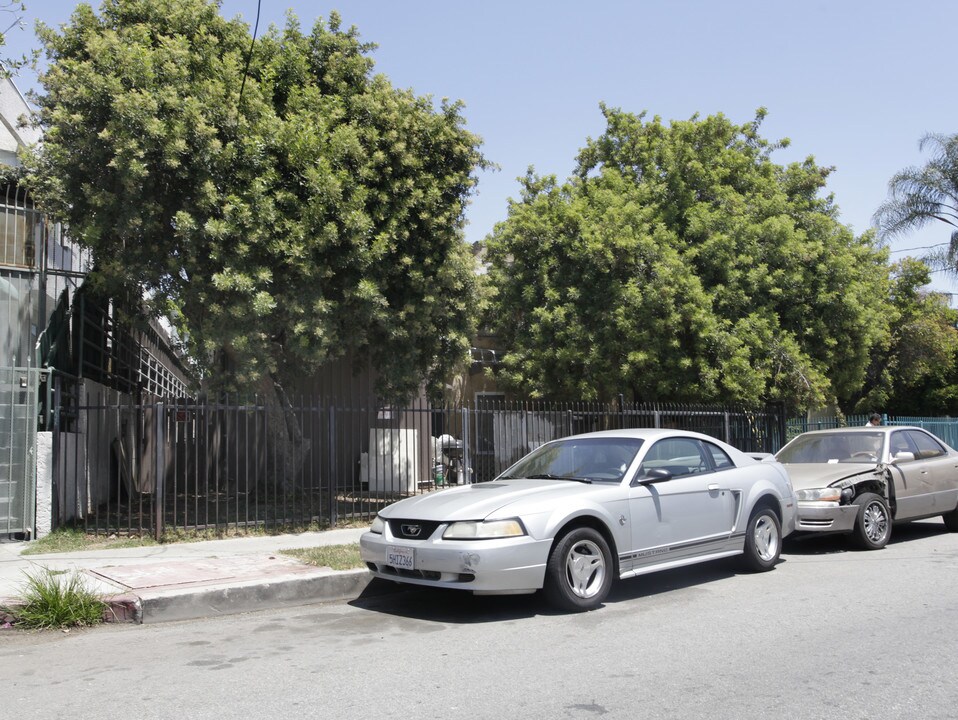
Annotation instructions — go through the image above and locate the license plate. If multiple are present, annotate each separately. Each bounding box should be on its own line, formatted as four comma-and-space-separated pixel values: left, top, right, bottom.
386, 546, 415, 570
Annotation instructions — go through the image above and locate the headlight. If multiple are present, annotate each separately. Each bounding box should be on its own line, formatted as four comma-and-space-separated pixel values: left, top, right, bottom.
369, 515, 385, 534
443, 519, 526, 540
796, 487, 842, 503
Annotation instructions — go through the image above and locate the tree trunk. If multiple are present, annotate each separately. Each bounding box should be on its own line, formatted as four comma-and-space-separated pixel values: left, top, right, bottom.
203, 349, 311, 499
253, 374, 311, 496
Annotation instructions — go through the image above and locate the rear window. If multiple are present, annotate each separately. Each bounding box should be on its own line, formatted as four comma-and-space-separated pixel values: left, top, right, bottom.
704, 441, 735, 470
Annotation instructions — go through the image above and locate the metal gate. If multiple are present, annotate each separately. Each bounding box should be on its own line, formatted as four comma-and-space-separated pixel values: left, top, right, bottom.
0, 367, 38, 537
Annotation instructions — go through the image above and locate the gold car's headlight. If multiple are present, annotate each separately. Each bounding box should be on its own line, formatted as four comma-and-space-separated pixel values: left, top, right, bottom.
795, 487, 842, 503
442, 519, 526, 540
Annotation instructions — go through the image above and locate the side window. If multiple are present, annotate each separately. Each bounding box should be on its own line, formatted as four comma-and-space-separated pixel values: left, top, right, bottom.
703, 441, 735, 470
905, 430, 946, 460
889, 431, 917, 461
639, 438, 709, 478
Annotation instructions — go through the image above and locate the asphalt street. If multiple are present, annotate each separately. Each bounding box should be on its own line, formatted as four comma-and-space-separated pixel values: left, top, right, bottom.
3, 519, 957, 720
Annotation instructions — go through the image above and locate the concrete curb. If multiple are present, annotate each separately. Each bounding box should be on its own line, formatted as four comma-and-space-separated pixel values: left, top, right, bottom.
133, 568, 373, 624
4, 569, 374, 627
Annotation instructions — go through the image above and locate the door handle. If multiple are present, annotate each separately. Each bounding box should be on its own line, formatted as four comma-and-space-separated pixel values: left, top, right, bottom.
707, 483, 721, 491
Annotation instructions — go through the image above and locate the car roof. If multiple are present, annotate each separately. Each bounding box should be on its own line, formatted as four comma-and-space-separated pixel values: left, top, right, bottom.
546, 427, 758, 465
792, 426, 923, 436
559, 428, 722, 442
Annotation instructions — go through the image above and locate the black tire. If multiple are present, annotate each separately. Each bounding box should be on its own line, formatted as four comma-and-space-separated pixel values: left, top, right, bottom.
740, 507, 782, 572
850, 492, 891, 550
942, 506, 958, 532
543, 527, 613, 612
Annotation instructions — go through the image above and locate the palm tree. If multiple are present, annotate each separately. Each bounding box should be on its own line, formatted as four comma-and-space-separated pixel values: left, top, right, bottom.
874, 133, 958, 268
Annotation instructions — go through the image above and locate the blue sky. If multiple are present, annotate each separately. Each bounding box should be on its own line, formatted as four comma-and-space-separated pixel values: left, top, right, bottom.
5, 0, 958, 296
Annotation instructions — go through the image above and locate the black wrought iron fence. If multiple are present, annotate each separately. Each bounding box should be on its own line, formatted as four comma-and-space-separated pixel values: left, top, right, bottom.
51, 395, 786, 537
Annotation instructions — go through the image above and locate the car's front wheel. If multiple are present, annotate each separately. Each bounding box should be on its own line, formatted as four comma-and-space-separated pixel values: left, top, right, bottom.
543, 527, 613, 612
850, 492, 891, 550
741, 507, 781, 572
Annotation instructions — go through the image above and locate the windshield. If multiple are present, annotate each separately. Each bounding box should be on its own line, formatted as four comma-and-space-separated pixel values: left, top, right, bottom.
776, 432, 884, 464
501, 437, 644, 483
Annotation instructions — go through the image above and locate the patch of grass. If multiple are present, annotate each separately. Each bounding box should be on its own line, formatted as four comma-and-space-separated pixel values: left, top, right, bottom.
280, 544, 364, 571
5, 568, 106, 630
21, 529, 157, 556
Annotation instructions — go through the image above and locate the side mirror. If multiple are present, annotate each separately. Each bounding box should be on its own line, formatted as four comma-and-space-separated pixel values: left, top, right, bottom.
636, 467, 673, 485
892, 451, 915, 463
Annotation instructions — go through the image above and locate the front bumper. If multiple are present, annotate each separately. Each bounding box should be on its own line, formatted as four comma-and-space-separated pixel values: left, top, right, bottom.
795, 501, 859, 533
359, 529, 552, 595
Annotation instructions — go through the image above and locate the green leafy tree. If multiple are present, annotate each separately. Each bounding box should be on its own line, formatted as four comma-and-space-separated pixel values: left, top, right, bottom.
26, 0, 486, 401
484, 107, 891, 409
874, 133, 958, 266
853, 258, 958, 415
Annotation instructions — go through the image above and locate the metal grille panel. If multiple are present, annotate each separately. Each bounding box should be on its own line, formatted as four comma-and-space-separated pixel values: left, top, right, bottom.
0, 366, 38, 537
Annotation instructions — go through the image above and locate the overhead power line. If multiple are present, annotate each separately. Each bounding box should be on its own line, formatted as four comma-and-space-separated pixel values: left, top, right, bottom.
888, 242, 948, 255
237, 0, 262, 111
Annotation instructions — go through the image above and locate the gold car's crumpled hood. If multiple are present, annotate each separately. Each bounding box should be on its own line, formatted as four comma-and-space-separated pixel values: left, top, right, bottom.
783, 462, 880, 489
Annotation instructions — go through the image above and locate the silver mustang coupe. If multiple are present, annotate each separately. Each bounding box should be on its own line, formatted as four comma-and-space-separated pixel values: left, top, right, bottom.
360, 428, 796, 611
775, 426, 958, 549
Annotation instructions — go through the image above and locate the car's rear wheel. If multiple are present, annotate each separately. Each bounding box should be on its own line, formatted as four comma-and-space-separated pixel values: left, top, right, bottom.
942, 505, 958, 532
850, 492, 891, 549
741, 507, 781, 572
543, 527, 613, 612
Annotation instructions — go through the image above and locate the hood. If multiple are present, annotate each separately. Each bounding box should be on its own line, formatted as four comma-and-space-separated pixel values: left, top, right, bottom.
378, 479, 606, 522
783, 462, 880, 489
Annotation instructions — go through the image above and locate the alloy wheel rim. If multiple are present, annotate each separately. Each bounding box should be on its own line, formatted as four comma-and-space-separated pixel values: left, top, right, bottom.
565, 539, 606, 598
863, 502, 888, 543
753, 515, 779, 561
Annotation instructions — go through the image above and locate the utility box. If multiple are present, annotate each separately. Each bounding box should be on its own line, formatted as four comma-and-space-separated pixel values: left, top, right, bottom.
360, 428, 420, 494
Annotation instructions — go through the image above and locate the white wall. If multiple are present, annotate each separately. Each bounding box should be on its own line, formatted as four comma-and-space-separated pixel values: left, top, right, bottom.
0, 76, 40, 167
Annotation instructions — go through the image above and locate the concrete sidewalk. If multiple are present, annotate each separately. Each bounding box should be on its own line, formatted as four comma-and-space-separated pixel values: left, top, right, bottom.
0, 528, 371, 625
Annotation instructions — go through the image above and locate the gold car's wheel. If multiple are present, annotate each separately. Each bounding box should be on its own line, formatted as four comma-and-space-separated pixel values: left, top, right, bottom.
851, 492, 891, 550
544, 527, 613, 612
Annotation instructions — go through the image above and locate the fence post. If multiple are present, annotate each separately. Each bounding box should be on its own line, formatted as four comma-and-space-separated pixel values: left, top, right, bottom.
723, 411, 731, 445
774, 402, 787, 452
154, 402, 165, 541
327, 405, 337, 527
50, 374, 61, 530
461, 405, 472, 484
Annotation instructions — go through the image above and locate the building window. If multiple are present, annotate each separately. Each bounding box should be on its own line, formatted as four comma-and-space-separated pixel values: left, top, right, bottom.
0, 185, 38, 269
